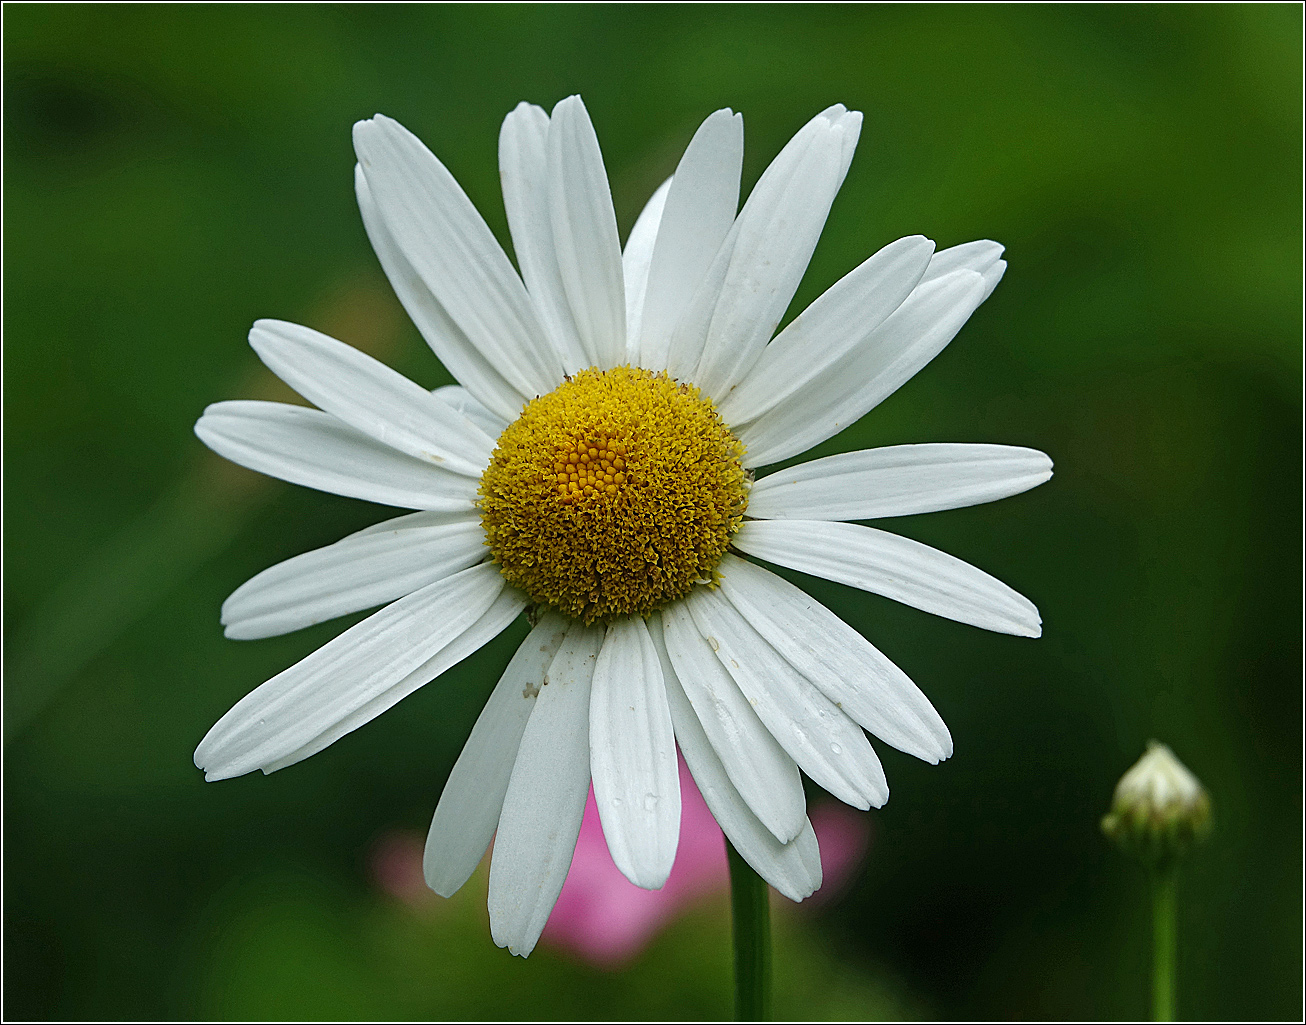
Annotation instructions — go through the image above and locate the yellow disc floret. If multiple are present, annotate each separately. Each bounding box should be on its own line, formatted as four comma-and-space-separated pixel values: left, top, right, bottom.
479, 366, 749, 622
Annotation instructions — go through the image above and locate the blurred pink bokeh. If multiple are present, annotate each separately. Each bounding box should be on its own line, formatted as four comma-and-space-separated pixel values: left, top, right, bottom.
542, 757, 870, 966
371, 754, 870, 966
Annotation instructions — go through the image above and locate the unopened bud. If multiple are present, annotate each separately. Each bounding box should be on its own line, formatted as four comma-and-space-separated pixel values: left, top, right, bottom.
1101, 741, 1211, 866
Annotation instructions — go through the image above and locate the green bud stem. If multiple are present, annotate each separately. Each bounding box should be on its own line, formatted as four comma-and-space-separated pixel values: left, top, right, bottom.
1151, 865, 1178, 1021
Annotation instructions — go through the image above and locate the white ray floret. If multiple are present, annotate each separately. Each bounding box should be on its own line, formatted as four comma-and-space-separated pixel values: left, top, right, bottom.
196, 562, 508, 780
353, 114, 562, 398
248, 319, 496, 477
685, 586, 889, 810
195, 400, 480, 510
424, 612, 569, 898
660, 602, 806, 843
635, 109, 743, 371
221, 511, 486, 640
650, 615, 822, 901
734, 518, 1042, 637
747, 443, 1054, 521
488, 620, 602, 957
589, 616, 681, 890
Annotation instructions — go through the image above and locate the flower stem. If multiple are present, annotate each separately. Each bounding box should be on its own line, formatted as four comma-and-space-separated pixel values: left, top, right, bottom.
726, 841, 772, 1021
1151, 865, 1178, 1021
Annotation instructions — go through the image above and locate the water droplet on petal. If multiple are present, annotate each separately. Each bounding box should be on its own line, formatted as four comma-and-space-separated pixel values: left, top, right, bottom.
830, 742, 843, 755
643, 793, 658, 811
612, 796, 624, 807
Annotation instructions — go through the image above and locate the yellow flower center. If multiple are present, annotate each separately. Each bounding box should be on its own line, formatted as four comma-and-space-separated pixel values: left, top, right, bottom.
479, 366, 749, 622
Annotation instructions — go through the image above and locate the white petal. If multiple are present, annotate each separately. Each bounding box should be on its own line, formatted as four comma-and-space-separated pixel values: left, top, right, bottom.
737, 269, 987, 468
622, 178, 671, 358
343, 508, 475, 540
748, 444, 1055, 521
248, 319, 495, 477
662, 216, 737, 381
658, 604, 805, 842
663, 111, 846, 384
489, 620, 604, 957
352, 116, 563, 398
651, 613, 822, 901
195, 563, 508, 780
980, 259, 1007, 302
430, 384, 509, 440
733, 519, 1042, 637
499, 102, 589, 375
221, 516, 487, 640
684, 586, 888, 809
261, 585, 527, 775
546, 96, 625, 369
921, 239, 1007, 306
589, 617, 680, 889
691, 116, 846, 401
921, 239, 1004, 282
423, 612, 569, 898
717, 554, 951, 763
355, 165, 527, 424
814, 104, 863, 188
194, 401, 477, 511
716, 235, 935, 426
636, 109, 742, 372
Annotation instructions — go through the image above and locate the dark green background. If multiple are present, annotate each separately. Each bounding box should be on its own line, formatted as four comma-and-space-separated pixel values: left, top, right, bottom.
5, 4, 1301, 1020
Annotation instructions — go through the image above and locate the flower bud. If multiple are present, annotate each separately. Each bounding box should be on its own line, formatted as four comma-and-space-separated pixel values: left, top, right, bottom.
1101, 741, 1211, 867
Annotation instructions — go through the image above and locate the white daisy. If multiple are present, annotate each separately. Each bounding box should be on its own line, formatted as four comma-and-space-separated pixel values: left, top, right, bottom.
194, 96, 1050, 957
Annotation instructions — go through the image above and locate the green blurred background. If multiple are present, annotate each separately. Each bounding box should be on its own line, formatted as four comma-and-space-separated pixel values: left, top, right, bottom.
4, 4, 1301, 1020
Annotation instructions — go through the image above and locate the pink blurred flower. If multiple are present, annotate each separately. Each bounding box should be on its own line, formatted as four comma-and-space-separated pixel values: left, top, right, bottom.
541, 755, 869, 967
370, 755, 870, 965
371, 829, 436, 907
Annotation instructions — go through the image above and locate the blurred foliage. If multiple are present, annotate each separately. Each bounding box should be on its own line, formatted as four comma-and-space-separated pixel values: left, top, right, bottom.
4, 4, 1301, 1021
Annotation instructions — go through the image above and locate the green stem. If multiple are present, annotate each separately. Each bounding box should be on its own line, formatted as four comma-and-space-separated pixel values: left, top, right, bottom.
1151, 865, 1178, 1021
727, 841, 772, 1021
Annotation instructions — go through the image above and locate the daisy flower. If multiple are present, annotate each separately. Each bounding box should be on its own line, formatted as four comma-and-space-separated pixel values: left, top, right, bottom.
194, 96, 1050, 957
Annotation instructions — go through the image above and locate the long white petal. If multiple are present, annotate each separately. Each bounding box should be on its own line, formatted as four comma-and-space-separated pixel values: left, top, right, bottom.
546, 96, 625, 369
195, 563, 507, 780
659, 604, 806, 842
221, 516, 487, 640
355, 165, 527, 424
622, 178, 671, 357
636, 109, 742, 372
980, 260, 1007, 302
691, 115, 846, 401
815, 104, 863, 189
684, 587, 888, 809
717, 554, 952, 763
733, 519, 1042, 637
922, 239, 1004, 282
423, 612, 569, 897
652, 614, 822, 901
748, 444, 1054, 521
261, 585, 527, 775
195, 401, 477, 511
737, 269, 986, 468
353, 115, 563, 398
248, 319, 495, 477
430, 384, 509, 440
499, 102, 589, 375
343, 508, 476, 540
663, 111, 842, 385
489, 620, 604, 957
716, 235, 934, 426
590, 617, 680, 889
